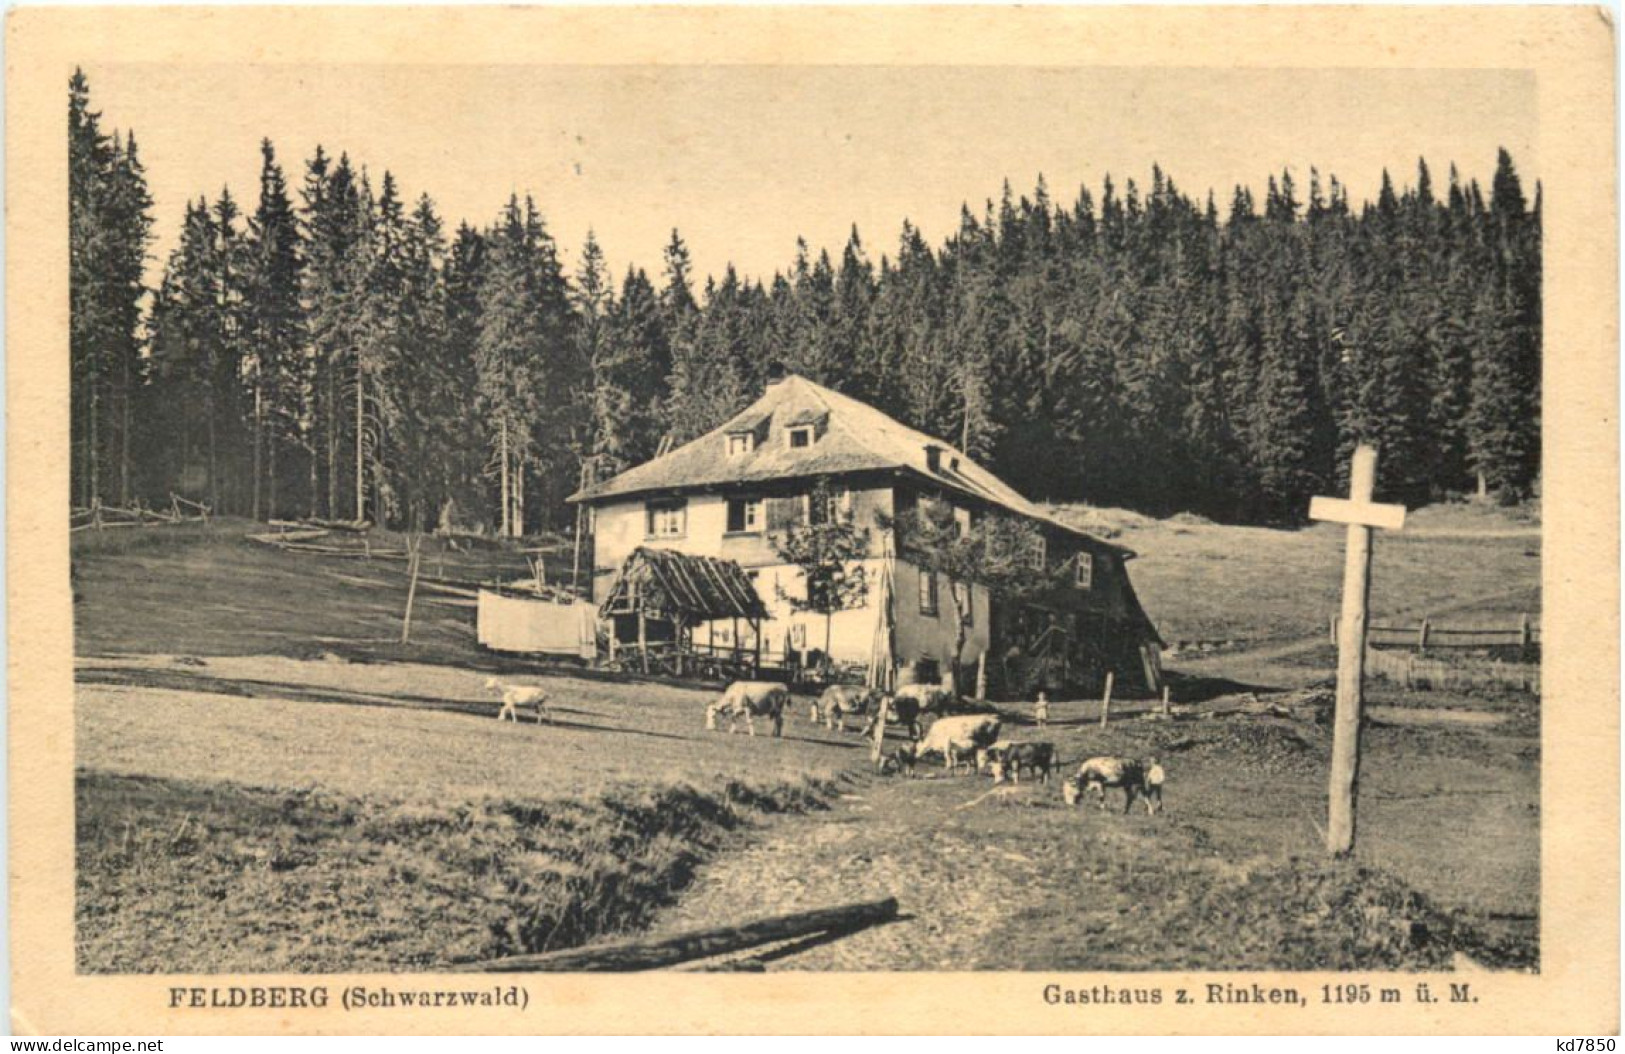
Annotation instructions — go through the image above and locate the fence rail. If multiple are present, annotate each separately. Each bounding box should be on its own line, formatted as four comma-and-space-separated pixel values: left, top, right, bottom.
1330, 614, 1540, 650
70, 494, 211, 533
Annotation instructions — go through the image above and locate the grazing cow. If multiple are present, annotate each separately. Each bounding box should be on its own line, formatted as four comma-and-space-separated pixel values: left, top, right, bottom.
914, 714, 1003, 774
1071, 756, 1150, 814
1142, 757, 1166, 815
875, 742, 918, 778
705, 681, 793, 738
817, 685, 883, 733
893, 682, 958, 717
858, 693, 925, 742
485, 678, 551, 724
989, 742, 1056, 785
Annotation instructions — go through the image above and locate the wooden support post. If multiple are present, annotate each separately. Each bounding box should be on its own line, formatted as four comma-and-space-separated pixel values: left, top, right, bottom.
1520, 613, 1532, 648
752, 619, 762, 677
400, 535, 423, 644
1329, 614, 1338, 645
638, 612, 649, 675
1309, 444, 1406, 858
461, 897, 900, 973
974, 652, 987, 700
1161, 685, 1172, 717
1418, 617, 1431, 652
1099, 671, 1114, 727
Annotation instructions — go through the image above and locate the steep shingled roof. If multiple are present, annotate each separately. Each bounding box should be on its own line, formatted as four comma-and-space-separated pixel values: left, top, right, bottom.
569, 375, 1131, 555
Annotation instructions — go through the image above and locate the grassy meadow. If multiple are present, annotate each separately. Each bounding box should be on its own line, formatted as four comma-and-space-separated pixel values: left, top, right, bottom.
73, 506, 1540, 971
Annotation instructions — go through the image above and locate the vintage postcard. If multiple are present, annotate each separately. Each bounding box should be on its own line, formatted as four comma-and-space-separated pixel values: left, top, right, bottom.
7, 4, 1618, 1036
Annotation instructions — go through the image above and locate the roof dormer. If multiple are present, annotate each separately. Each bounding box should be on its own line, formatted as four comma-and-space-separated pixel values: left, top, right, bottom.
724, 410, 772, 458
782, 408, 829, 450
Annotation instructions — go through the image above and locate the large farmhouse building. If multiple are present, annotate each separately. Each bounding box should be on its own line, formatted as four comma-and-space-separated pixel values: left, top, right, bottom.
568, 374, 1162, 697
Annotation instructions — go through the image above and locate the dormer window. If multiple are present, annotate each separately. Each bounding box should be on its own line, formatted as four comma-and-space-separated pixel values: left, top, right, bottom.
727, 433, 755, 457
787, 425, 815, 449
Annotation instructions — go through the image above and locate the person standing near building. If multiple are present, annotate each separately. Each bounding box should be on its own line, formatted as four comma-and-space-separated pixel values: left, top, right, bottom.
1034, 691, 1050, 729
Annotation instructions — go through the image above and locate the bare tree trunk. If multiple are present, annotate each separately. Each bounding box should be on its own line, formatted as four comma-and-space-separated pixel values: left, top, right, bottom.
205, 388, 218, 513
325, 364, 338, 519
950, 580, 970, 693
251, 364, 263, 520
512, 450, 526, 538
268, 422, 279, 522
89, 381, 101, 507
499, 417, 510, 538
354, 351, 365, 523
825, 612, 834, 674
118, 353, 131, 506
308, 425, 320, 520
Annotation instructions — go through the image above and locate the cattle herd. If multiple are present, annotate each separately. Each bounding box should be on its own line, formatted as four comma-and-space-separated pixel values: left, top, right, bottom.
703, 679, 1168, 817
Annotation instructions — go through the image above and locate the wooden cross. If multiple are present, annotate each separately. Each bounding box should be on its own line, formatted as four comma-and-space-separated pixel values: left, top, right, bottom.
1309, 444, 1406, 857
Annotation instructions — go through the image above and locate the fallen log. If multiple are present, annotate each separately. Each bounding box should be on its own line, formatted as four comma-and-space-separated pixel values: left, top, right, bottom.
459, 897, 900, 973
247, 529, 330, 544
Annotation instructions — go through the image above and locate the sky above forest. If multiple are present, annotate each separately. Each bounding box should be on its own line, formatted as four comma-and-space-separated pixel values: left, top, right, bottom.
85, 64, 1538, 286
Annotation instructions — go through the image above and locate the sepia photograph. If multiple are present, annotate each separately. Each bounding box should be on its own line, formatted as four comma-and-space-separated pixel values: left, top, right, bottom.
9, 4, 1617, 1036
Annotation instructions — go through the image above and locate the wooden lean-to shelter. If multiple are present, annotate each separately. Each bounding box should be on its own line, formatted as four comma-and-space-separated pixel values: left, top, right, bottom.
597, 546, 772, 676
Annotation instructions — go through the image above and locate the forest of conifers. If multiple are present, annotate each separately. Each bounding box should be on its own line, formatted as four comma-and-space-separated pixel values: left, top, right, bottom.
70, 71, 1541, 533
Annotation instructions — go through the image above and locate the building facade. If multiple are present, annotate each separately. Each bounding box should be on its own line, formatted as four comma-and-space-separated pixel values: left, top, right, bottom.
569, 375, 1161, 695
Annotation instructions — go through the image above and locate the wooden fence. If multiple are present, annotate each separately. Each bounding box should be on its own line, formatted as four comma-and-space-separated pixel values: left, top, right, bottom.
1363, 645, 1540, 694
70, 494, 211, 532
1330, 614, 1539, 651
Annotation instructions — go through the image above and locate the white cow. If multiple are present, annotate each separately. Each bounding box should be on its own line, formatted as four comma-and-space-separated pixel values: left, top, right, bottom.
815, 685, 884, 732
705, 681, 793, 738
485, 677, 551, 724
1069, 756, 1155, 814
914, 714, 1002, 774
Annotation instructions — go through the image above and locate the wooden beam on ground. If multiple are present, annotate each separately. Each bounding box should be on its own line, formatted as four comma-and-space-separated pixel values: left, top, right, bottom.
459, 898, 900, 973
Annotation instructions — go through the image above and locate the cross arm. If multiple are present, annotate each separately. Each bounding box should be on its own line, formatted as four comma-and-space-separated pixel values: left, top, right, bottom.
1309, 496, 1406, 531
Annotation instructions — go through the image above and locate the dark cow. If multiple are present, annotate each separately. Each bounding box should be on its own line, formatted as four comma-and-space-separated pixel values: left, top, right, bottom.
989, 742, 1056, 785
875, 741, 918, 778
858, 693, 924, 742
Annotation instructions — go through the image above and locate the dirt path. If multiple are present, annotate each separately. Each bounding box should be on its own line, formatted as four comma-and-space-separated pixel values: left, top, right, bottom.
650, 770, 1106, 970
648, 712, 1540, 971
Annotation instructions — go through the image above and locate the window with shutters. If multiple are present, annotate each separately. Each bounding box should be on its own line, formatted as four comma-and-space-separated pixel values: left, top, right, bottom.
1075, 552, 1094, 590
726, 497, 763, 534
